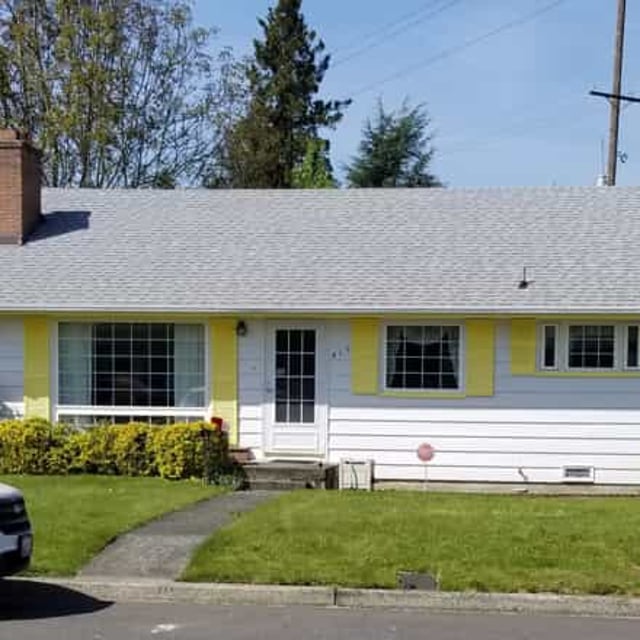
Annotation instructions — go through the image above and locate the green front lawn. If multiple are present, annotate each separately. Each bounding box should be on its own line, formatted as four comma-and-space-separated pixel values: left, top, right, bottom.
2, 475, 225, 576
184, 491, 640, 595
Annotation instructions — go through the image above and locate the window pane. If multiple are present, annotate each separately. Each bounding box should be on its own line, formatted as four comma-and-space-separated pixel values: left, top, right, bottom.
302, 402, 315, 423
275, 400, 287, 423
114, 324, 131, 341
568, 325, 615, 369
386, 325, 460, 390
276, 330, 288, 352
302, 378, 315, 401
628, 326, 639, 368
94, 324, 112, 340
58, 323, 92, 405
303, 330, 315, 352
290, 330, 302, 352
58, 322, 205, 410
543, 325, 556, 368
303, 354, 315, 376
289, 402, 301, 423
288, 378, 301, 401
272, 328, 316, 424
288, 353, 301, 375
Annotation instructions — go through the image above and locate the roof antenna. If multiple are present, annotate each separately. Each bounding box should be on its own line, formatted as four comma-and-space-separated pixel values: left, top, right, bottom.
518, 267, 533, 290
596, 138, 607, 186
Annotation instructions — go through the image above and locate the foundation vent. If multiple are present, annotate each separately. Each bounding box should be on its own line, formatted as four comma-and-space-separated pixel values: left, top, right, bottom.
563, 466, 595, 483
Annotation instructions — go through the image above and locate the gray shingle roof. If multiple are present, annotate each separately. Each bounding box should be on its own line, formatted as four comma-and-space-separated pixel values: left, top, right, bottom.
0, 186, 639, 314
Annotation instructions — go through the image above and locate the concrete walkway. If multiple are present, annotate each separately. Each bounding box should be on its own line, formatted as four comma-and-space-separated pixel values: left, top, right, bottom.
80, 490, 280, 580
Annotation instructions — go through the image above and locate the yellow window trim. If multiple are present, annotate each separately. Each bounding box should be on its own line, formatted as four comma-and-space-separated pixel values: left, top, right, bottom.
24, 316, 51, 420
533, 371, 640, 378
511, 318, 537, 375
465, 319, 495, 396
351, 318, 495, 398
209, 319, 238, 446
381, 391, 467, 400
351, 318, 379, 395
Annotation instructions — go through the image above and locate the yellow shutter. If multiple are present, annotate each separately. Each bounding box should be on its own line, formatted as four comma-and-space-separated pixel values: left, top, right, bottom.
511, 318, 537, 375
351, 318, 379, 395
465, 319, 495, 397
23, 316, 51, 419
209, 319, 238, 445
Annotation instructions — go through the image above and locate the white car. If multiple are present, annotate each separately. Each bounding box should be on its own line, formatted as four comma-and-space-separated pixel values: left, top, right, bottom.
0, 483, 32, 576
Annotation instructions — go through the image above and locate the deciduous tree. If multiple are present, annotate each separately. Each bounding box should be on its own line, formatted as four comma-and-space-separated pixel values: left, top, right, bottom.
0, 0, 245, 187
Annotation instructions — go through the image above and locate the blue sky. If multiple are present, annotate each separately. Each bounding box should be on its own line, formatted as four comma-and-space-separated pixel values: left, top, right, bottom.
193, 1, 639, 187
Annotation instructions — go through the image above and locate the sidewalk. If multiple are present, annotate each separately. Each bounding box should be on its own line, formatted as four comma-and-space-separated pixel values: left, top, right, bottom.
80, 490, 280, 580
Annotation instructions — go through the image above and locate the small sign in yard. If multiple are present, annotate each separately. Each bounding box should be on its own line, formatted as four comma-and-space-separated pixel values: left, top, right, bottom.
417, 443, 435, 462
416, 442, 435, 490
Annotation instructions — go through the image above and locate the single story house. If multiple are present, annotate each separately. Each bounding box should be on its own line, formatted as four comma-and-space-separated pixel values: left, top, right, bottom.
2, 129, 640, 485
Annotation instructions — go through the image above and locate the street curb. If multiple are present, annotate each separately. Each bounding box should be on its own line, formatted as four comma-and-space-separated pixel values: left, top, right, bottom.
336, 588, 640, 617
14, 577, 640, 617
16, 577, 334, 607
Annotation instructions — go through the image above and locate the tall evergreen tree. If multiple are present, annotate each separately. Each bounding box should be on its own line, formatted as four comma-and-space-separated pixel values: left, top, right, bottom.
226, 0, 348, 188
346, 100, 441, 188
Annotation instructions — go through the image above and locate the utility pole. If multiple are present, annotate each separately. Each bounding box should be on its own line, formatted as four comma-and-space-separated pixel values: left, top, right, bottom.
607, 0, 626, 186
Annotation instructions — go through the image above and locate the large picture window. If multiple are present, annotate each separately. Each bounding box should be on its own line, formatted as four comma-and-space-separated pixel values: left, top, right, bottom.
385, 325, 461, 391
58, 323, 205, 420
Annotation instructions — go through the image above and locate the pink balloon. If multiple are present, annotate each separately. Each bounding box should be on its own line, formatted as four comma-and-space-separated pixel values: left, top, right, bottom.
417, 443, 435, 462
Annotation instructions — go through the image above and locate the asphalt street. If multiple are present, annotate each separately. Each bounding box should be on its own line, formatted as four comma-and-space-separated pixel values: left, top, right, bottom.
1, 581, 640, 640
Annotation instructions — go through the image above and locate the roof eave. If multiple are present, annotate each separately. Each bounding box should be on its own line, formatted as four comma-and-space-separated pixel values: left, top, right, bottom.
2, 303, 640, 316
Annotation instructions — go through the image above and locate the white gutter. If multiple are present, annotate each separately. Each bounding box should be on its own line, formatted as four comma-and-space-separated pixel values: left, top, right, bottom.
2, 304, 640, 315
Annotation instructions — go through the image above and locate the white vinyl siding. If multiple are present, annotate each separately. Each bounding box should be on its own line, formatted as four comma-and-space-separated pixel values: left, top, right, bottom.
0, 319, 24, 418
325, 320, 640, 484
237, 320, 267, 457
237, 319, 640, 484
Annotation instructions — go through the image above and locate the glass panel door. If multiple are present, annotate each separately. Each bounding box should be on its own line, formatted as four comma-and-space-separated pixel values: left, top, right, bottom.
274, 329, 316, 424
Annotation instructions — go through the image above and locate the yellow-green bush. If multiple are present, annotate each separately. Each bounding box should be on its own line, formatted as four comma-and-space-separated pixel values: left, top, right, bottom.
0, 419, 229, 480
112, 423, 156, 476
0, 419, 73, 474
149, 423, 226, 480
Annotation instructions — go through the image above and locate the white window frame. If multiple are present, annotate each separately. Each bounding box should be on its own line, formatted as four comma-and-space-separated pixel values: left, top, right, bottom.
52, 321, 210, 424
539, 324, 559, 371
537, 323, 640, 373
381, 321, 465, 393
624, 324, 640, 370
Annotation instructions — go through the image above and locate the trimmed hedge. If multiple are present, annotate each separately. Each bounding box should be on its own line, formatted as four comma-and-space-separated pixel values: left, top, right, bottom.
0, 419, 232, 481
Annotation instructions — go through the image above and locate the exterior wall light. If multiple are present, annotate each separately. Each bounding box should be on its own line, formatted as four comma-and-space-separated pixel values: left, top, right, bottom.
236, 320, 248, 337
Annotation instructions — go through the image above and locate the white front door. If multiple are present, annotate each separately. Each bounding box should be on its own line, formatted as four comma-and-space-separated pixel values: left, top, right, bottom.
264, 324, 327, 455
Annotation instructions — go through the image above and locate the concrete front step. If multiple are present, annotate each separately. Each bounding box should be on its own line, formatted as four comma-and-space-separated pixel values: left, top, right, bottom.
242, 461, 338, 490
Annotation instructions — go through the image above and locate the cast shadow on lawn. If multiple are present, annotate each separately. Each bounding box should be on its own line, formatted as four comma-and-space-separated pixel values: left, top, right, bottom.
0, 579, 111, 620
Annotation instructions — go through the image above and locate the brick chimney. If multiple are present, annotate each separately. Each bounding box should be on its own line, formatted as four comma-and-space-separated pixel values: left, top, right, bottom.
0, 129, 42, 244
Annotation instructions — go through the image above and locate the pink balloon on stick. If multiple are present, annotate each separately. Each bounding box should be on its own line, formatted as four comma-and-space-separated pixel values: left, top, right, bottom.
417, 443, 435, 463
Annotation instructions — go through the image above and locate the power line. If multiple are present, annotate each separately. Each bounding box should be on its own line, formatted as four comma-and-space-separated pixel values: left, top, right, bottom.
333, 0, 444, 58
438, 102, 593, 157
333, 0, 464, 68
438, 94, 581, 155
350, 0, 568, 98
